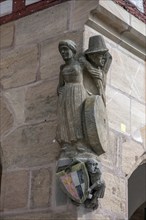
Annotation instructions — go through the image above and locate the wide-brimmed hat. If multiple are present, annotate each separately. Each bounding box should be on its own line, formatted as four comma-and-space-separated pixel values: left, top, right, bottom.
85, 35, 108, 55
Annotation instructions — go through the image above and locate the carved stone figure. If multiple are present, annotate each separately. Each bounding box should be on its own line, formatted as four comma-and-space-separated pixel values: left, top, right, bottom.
85, 158, 105, 210
56, 154, 105, 210
56, 35, 112, 210
56, 36, 112, 156
84, 35, 112, 105
56, 40, 87, 150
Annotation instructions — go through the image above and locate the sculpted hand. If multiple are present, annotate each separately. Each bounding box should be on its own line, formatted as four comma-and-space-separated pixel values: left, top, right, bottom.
87, 188, 92, 199
87, 188, 92, 193
97, 180, 103, 187
90, 67, 103, 80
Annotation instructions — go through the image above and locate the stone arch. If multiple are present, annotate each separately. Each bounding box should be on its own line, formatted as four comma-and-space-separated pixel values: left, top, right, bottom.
128, 153, 146, 219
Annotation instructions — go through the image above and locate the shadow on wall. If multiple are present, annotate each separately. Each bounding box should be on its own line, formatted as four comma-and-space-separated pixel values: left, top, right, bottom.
130, 202, 146, 220
128, 163, 146, 219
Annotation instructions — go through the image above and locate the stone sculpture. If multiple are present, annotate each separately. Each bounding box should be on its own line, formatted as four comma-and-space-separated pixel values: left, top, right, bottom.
56, 35, 112, 210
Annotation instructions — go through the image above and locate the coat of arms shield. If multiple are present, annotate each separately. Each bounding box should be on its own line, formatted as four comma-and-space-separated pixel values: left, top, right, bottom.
56, 162, 89, 204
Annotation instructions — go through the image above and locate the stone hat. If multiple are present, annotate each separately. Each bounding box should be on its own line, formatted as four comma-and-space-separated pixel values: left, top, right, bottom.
85, 35, 108, 55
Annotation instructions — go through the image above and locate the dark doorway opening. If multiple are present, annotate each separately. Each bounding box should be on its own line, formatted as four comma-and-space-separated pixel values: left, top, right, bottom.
128, 163, 146, 220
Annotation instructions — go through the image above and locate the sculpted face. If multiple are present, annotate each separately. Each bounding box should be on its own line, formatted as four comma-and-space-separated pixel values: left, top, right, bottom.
86, 159, 100, 174
59, 45, 73, 61
87, 53, 105, 67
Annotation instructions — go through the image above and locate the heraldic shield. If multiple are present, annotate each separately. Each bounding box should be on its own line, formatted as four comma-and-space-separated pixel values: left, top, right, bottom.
56, 162, 89, 204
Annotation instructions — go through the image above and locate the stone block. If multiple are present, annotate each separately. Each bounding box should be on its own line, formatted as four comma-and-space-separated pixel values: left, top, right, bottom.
130, 15, 146, 36
100, 172, 126, 216
4, 87, 26, 126
106, 86, 130, 134
140, 126, 146, 149
122, 139, 144, 175
0, 22, 14, 49
55, 178, 67, 206
100, 131, 118, 168
15, 2, 69, 46
130, 63, 145, 104
0, 45, 38, 89
81, 212, 111, 220
0, 211, 52, 220
53, 212, 77, 220
110, 48, 142, 98
99, 0, 130, 25
2, 121, 60, 169
0, 170, 29, 211
1, 211, 77, 220
70, 0, 98, 31
25, 80, 58, 122
40, 31, 83, 80
92, 1, 129, 37
131, 100, 146, 134
0, 96, 14, 136
30, 168, 52, 208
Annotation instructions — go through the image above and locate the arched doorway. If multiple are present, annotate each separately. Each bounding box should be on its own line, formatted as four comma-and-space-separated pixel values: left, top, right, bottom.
128, 163, 146, 219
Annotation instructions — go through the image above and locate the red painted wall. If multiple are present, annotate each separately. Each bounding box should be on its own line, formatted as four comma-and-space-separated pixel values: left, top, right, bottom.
0, 0, 69, 25
113, 0, 146, 23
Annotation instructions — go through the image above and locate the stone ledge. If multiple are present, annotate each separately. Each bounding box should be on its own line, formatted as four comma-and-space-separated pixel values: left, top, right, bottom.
86, 0, 146, 60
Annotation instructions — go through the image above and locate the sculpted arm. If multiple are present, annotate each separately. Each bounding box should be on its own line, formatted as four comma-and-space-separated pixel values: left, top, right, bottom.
79, 56, 103, 81
79, 55, 106, 105
57, 65, 65, 96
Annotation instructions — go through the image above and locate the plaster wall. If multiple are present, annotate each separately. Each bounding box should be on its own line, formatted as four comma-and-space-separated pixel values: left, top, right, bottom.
0, 0, 145, 220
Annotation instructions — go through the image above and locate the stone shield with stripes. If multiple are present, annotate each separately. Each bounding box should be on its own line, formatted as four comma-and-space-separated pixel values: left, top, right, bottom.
56, 162, 89, 204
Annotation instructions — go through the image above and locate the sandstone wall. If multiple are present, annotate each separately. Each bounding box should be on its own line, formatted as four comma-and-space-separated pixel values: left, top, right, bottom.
0, 0, 145, 220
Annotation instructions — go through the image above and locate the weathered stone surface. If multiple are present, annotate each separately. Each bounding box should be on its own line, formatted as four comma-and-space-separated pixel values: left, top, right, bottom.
80, 212, 111, 220
130, 15, 146, 36
131, 100, 145, 134
2, 121, 60, 169
100, 131, 118, 168
99, 0, 130, 25
130, 63, 145, 104
25, 80, 57, 122
30, 168, 52, 208
55, 178, 67, 206
0, 211, 77, 220
0, 212, 52, 220
110, 48, 141, 97
40, 31, 83, 80
4, 87, 27, 126
70, 0, 98, 30
0, 22, 14, 49
122, 139, 144, 175
0, 45, 38, 89
15, 2, 69, 46
100, 172, 126, 216
140, 126, 146, 149
110, 46, 145, 103
53, 212, 77, 220
106, 86, 130, 134
0, 96, 14, 136
0, 170, 29, 211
